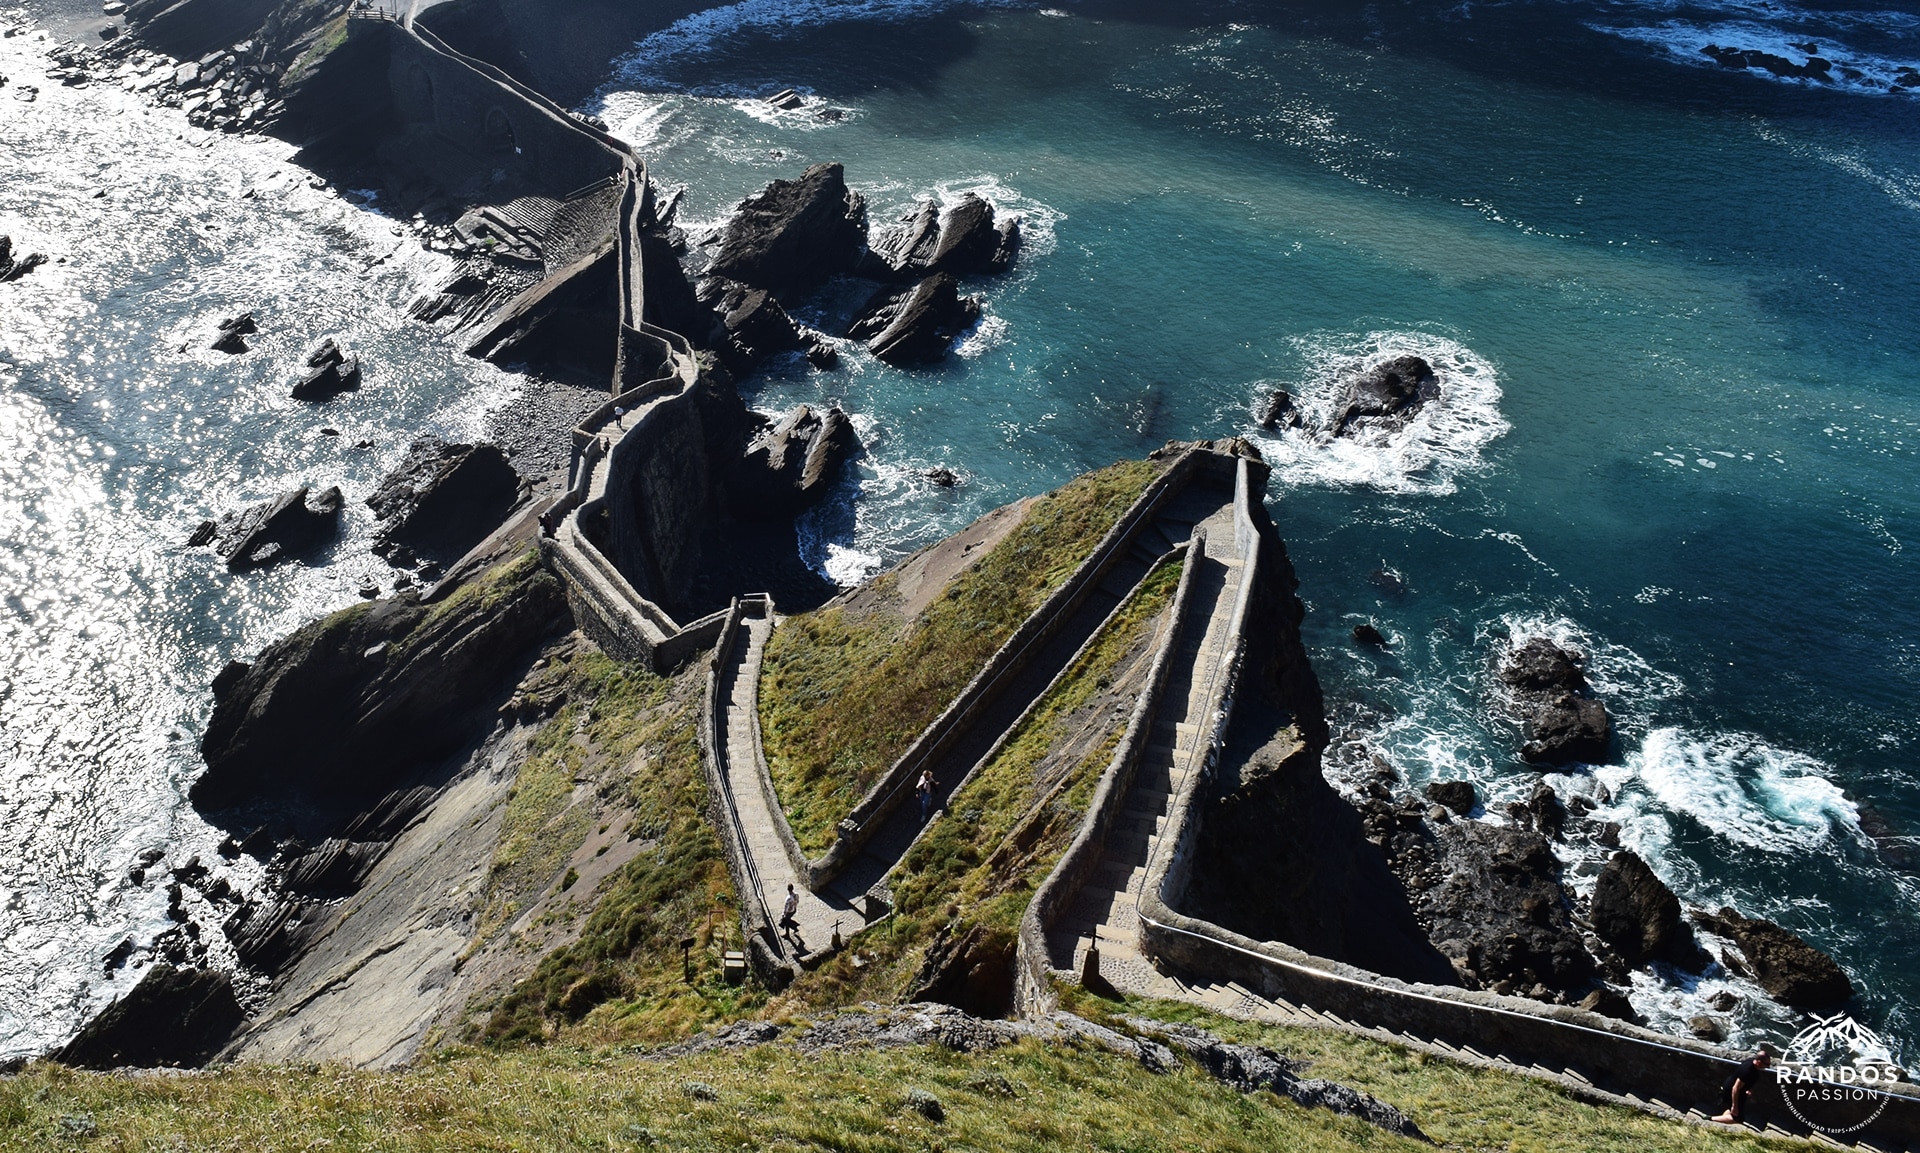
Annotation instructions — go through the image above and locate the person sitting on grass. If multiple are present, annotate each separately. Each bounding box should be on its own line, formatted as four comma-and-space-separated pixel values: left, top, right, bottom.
1711, 1046, 1774, 1125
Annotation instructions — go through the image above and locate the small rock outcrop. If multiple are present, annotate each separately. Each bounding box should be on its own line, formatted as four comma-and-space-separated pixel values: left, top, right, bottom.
705, 162, 868, 296
1328, 355, 1439, 437
211, 311, 256, 355
698, 279, 836, 372
289, 337, 361, 401
1500, 636, 1613, 766
0, 234, 48, 282
1694, 906, 1853, 1008
865, 193, 1018, 280
1258, 388, 1303, 430
1589, 851, 1706, 970
57, 964, 244, 1069
1700, 44, 1833, 80
1506, 780, 1566, 840
365, 436, 524, 564
189, 485, 343, 571
1425, 780, 1477, 816
730, 404, 859, 521
848, 272, 980, 365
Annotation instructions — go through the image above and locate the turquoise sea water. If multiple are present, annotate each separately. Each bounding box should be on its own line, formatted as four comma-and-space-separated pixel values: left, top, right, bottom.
1, 0, 1916, 1060
595, 0, 1920, 1052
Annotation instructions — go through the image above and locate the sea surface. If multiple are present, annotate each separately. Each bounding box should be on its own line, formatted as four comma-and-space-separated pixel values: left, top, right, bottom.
4, 0, 1919, 1060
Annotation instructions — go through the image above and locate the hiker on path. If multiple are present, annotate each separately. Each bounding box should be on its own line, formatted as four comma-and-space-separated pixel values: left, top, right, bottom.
1711, 1046, 1774, 1125
779, 884, 800, 943
917, 769, 936, 823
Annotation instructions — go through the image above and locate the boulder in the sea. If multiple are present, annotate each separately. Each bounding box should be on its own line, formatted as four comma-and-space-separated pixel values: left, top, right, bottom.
1520, 692, 1611, 766
705, 162, 868, 296
848, 272, 981, 365
925, 467, 959, 488
1328, 354, 1439, 437
1694, 906, 1853, 1008
366, 436, 524, 564
1425, 780, 1476, 816
1352, 623, 1388, 648
1590, 850, 1707, 969
865, 193, 1016, 280
211, 312, 257, 355
1502, 637, 1590, 694
202, 485, 343, 571
57, 964, 244, 1069
289, 337, 361, 401
698, 278, 835, 372
1259, 389, 1303, 430
0, 235, 49, 283
729, 404, 859, 521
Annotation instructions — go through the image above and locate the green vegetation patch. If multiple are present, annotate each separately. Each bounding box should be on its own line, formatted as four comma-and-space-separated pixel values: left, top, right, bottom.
475, 648, 763, 1048
788, 556, 1182, 1011
760, 457, 1166, 854
7, 1023, 1792, 1152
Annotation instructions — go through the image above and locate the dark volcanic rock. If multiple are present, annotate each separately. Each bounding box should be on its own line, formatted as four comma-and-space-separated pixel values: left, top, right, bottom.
865, 193, 1016, 280
193, 556, 566, 816
1352, 623, 1388, 648
1701, 44, 1834, 80
1521, 693, 1611, 765
729, 404, 858, 522
1502, 637, 1612, 766
366, 436, 524, 564
1328, 355, 1439, 437
0, 234, 48, 282
1366, 802, 1598, 998
211, 311, 257, 355
289, 337, 361, 401
202, 485, 343, 571
1259, 389, 1303, 430
698, 278, 834, 372
57, 964, 243, 1069
848, 272, 980, 365
706, 162, 868, 296
1425, 780, 1477, 816
1590, 850, 1705, 969
1507, 780, 1566, 840
1695, 906, 1853, 1008
1502, 637, 1589, 694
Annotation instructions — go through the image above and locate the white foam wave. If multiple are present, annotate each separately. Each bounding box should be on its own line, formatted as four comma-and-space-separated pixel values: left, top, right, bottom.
955, 313, 1009, 358
1597, 727, 1864, 854
1248, 330, 1509, 495
610, 0, 1034, 94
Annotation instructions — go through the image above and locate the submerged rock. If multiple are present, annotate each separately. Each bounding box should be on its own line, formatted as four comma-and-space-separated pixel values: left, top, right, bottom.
1329, 354, 1439, 437
1694, 906, 1853, 1008
366, 437, 524, 564
196, 485, 343, 571
730, 404, 858, 522
706, 162, 868, 296
58, 964, 243, 1069
848, 272, 980, 365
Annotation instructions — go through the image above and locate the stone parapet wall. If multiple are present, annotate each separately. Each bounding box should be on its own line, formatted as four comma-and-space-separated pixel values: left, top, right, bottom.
1012, 536, 1202, 1017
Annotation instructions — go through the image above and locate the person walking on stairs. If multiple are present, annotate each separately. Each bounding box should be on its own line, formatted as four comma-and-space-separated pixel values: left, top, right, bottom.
779, 884, 801, 946
916, 769, 936, 824
1711, 1046, 1773, 1125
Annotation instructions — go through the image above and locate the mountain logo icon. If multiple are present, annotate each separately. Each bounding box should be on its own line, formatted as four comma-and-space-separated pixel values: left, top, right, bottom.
1775, 1011, 1903, 1134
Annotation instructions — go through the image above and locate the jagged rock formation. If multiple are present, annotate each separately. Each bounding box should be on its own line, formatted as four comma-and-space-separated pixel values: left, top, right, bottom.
1425, 780, 1476, 816
729, 405, 858, 522
864, 192, 1018, 280
193, 555, 566, 816
366, 436, 525, 564
290, 337, 361, 400
704, 162, 867, 297
1360, 791, 1598, 999
1500, 636, 1612, 766
1694, 906, 1853, 1008
210, 310, 255, 354
848, 272, 981, 366
1589, 850, 1706, 970
698, 279, 836, 373
0, 234, 48, 282
188, 484, 343, 571
57, 964, 244, 1069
